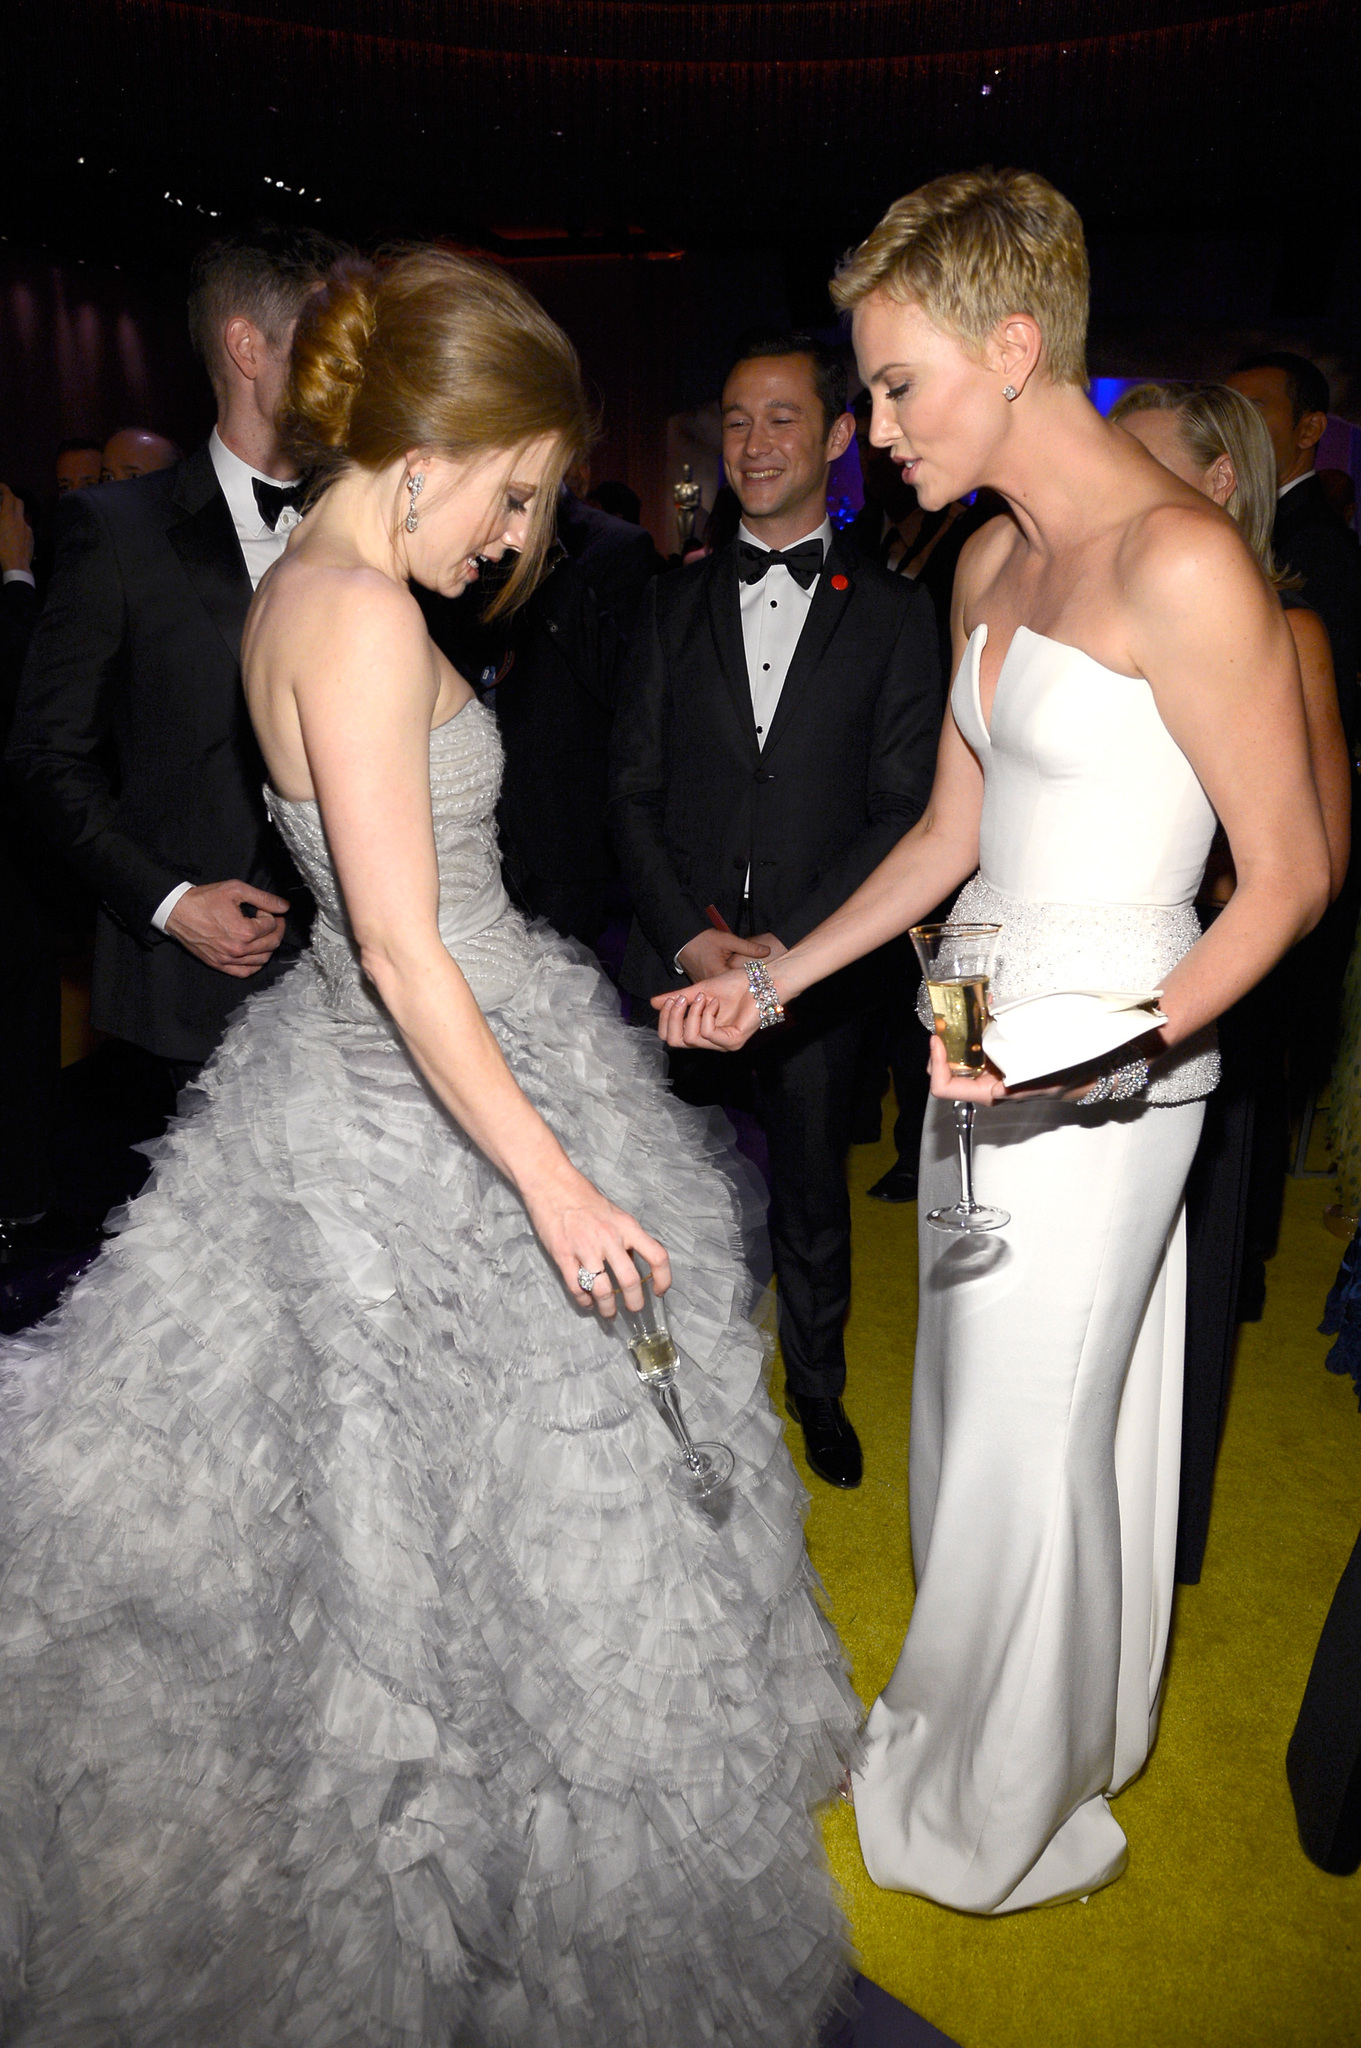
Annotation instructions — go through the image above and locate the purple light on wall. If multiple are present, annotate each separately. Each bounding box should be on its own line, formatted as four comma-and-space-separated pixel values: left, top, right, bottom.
117, 312, 150, 410
10, 282, 37, 354
75, 301, 102, 384
825, 434, 864, 529
1090, 376, 1154, 416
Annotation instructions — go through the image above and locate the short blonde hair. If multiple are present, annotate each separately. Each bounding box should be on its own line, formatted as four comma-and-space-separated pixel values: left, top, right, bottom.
1111, 381, 1282, 579
831, 168, 1089, 389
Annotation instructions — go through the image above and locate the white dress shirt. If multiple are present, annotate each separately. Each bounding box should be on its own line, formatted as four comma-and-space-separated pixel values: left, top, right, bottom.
1277, 470, 1313, 500
738, 516, 831, 749
151, 432, 303, 934
675, 517, 833, 969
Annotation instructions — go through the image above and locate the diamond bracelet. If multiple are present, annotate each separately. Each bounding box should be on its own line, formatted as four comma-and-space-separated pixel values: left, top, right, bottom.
744, 959, 786, 1030
1081, 1053, 1152, 1106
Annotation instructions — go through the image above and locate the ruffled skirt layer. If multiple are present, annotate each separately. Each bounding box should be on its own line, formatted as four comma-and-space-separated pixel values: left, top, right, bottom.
0, 930, 857, 2044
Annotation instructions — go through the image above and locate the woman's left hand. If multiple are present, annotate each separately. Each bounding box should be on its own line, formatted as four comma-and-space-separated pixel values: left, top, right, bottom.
927, 1032, 1011, 1102
926, 1033, 1133, 1106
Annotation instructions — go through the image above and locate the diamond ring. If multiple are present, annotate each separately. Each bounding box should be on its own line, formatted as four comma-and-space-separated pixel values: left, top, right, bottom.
577, 1266, 602, 1293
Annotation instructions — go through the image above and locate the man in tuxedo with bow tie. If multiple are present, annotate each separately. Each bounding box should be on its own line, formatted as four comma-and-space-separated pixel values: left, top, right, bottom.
610, 332, 941, 1486
8, 225, 341, 1087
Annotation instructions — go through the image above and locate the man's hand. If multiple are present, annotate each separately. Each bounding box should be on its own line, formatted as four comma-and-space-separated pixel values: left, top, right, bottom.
0, 484, 34, 575
676, 928, 769, 984
747, 931, 788, 963
165, 881, 290, 977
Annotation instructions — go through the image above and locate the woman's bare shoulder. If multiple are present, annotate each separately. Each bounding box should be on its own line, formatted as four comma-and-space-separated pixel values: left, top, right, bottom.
1284, 600, 1331, 664
953, 510, 1017, 611
250, 553, 430, 674
1119, 491, 1268, 630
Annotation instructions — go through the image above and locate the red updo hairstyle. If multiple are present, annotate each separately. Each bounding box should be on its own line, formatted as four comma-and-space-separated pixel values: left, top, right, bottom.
286, 246, 593, 614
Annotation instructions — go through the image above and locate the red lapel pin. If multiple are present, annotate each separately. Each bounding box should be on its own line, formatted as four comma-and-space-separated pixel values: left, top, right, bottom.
830, 572, 849, 591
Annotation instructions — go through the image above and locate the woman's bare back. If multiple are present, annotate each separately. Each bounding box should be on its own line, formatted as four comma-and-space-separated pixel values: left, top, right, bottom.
242, 517, 473, 804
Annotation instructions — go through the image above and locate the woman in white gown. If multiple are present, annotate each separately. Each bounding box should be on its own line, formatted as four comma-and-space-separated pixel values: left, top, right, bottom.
0, 251, 858, 2043
664, 170, 1331, 1914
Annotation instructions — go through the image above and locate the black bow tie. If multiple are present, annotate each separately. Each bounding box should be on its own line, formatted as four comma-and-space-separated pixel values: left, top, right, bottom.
252, 478, 307, 530
737, 537, 824, 590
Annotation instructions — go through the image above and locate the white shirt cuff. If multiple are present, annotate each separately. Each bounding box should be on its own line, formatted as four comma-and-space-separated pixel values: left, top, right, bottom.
151, 881, 194, 934
2, 568, 36, 587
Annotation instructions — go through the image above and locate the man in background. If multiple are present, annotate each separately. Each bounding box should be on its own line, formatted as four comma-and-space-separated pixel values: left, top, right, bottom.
55, 439, 103, 496
9, 224, 340, 1096
1227, 351, 1361, 739
101, 427, 182, 483
587, 480, 643, 525
611, 331, 941, 1489
418, 487, 658, 953
1227, 351, 1361, 1305
0, 481, 82, 1261
492, 489, 658, 950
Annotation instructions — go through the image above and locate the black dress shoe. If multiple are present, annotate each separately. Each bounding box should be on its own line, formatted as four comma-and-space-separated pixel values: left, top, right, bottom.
785, 1394, 863, 1489
867, 1162, 918, 1203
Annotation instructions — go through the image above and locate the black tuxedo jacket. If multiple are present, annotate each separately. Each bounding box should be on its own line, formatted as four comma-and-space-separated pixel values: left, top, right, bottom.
0, 578, 38, 746
494, 496, 659, 894
1274, 474, 1361, 740
609, 533, 941, 998
7, 442, 303, 1062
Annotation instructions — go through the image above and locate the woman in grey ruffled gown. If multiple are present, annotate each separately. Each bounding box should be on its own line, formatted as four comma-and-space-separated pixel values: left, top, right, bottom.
0, 250, 857, 2045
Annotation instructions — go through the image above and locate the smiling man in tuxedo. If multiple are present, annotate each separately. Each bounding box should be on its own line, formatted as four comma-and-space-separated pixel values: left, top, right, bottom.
610, 331, 941, 1487
9, 225, 341, 1088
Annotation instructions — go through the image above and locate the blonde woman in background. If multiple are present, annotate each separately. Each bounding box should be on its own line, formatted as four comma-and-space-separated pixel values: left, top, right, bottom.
1114, 381, 1349, 896
1115, 380, 1350, 1581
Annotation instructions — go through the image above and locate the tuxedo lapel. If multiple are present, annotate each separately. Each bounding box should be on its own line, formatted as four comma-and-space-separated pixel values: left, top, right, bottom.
1274, 473, 1329, 550
760, 539, 856, 758
706, 546, 760, 757
166, 445, 253, 664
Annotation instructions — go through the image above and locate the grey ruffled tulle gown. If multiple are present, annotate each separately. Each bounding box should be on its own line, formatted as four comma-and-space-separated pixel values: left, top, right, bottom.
0, 698, 858, 2046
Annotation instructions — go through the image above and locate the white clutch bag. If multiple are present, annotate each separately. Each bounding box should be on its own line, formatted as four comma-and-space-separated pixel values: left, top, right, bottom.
982, 989, 1167, 1088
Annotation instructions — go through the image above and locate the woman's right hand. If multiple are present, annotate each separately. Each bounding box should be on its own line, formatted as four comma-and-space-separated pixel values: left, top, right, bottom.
652, 965, 762, 1053
523, 1164, 671, 1318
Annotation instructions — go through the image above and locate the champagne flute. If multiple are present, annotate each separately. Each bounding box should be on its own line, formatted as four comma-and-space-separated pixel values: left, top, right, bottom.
615, 1262, 735, 1499
910, 921, 1009, 1234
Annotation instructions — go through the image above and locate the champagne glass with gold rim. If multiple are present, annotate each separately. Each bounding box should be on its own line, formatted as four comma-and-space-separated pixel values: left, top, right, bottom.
910, 921, 1009, 1234
615, 1261, 735, 1498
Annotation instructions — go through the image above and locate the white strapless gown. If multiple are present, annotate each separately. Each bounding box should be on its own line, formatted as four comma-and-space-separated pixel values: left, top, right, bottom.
854, 626, 1220, 1914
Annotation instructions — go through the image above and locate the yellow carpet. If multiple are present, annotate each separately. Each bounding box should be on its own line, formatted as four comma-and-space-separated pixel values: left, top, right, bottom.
771, 1124, 1361, 2048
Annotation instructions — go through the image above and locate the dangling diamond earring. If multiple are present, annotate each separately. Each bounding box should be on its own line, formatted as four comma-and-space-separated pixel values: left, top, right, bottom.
1002, 385, 1018, 402
405, 472, 424, 533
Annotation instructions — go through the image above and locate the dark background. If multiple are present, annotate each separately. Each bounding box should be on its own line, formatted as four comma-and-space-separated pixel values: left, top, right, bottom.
3, 0, 1358, 542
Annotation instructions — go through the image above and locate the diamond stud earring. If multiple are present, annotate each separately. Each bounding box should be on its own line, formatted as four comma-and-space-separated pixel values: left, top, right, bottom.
1002, 385, 1018, 401
405, 472, 424, 532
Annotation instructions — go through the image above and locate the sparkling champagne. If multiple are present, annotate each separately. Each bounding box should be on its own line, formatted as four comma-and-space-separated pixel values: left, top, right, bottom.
926, 974, 991, 1076
629, 1331, 679, 1385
